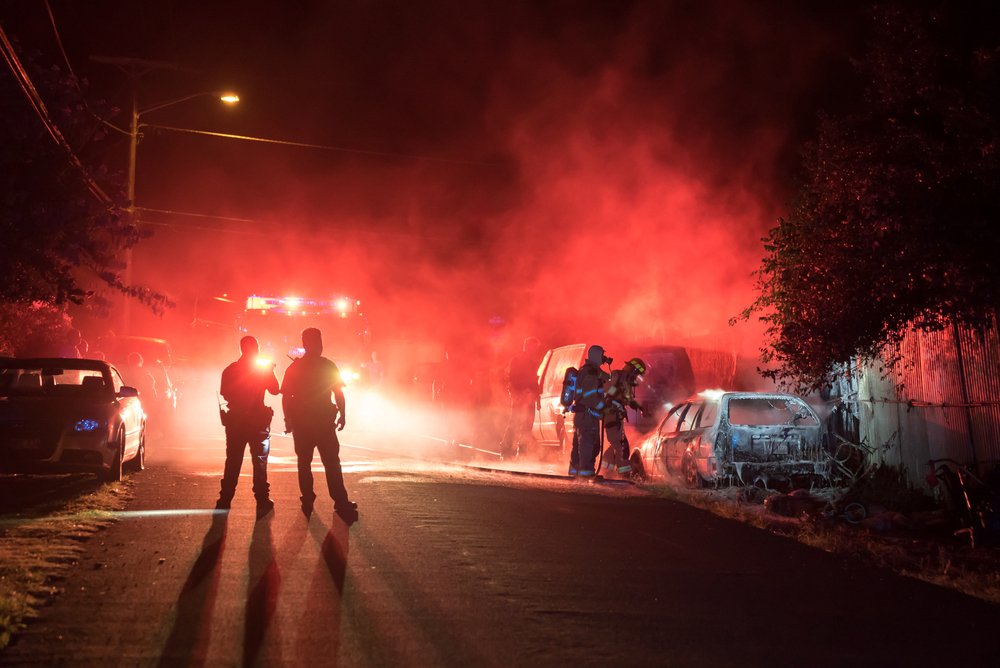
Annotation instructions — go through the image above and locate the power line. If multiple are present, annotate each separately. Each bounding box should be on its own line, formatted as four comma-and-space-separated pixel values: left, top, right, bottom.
138, 216, 454, 242
0, 23, 112, 204
43, 0, 76, 81
135, 206, 256, 223
142, 123, 504, 167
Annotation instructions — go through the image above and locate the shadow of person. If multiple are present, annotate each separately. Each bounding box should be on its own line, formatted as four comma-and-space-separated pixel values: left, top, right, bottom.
243, 512, 281, 667
158, 512, 229, 668
314, 517, 350, 594
294, 517, 351, 656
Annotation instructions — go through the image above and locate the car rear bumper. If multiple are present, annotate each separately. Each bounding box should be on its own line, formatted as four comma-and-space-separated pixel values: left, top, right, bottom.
0, 430, 117, 474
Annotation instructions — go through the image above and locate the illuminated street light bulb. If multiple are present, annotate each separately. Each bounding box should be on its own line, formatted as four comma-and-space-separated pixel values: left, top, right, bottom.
219, 93, 240, 104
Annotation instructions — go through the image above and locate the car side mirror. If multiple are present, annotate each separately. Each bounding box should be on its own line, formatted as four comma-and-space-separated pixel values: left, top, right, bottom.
118, 386, 139, 398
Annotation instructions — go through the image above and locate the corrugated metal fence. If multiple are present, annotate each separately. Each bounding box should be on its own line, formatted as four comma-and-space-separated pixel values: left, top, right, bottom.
852, 317, 1000, 486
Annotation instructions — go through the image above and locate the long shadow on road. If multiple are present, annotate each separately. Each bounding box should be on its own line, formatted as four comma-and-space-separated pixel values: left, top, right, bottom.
297, 517, 350, 657
157, 512, 228, 668
243, 514, 281, 667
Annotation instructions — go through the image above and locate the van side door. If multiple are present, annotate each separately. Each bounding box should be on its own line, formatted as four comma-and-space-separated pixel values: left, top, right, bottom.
533, 344, 587, 447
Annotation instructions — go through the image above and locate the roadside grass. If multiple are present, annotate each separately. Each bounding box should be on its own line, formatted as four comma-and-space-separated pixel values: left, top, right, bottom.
0, 477, 133, 650
643, 482, 1000, 605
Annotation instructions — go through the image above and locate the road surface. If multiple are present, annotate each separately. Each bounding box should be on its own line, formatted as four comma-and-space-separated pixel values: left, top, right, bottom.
2, 427, 999, 667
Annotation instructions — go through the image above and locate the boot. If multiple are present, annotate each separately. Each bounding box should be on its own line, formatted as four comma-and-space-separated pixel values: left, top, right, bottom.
335, 501, 359, 526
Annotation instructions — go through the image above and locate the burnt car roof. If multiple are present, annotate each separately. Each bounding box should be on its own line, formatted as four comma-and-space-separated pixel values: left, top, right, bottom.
0, 358, 114, 371
690, 391, 808, 402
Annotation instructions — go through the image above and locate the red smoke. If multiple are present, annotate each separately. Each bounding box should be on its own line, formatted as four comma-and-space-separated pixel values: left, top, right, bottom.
93, 1, 849, 373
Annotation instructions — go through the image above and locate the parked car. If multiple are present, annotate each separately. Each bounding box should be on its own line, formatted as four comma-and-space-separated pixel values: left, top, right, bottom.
630, 390, 829, 488
0, 358, 146, 481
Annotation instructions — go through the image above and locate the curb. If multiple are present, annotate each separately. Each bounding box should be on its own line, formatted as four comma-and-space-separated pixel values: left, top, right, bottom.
463, 464, 636, 487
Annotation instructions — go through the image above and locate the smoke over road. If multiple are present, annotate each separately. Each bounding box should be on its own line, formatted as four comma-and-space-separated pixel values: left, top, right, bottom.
110, 1, 855, 364
0, 1, 861, 389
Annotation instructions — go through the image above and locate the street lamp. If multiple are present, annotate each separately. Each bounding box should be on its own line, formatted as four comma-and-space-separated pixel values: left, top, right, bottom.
127, 91, 240, 215
122, 90, 239, 333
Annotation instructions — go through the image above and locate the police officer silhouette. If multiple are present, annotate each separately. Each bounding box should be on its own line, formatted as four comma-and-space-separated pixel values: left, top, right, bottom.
280, 328, 359, 524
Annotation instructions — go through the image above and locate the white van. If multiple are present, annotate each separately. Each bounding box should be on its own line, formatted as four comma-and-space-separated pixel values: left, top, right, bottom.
531, 343, 588, 455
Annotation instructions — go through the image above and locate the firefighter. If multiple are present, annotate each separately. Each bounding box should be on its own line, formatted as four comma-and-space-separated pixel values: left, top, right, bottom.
499, 336, 542, 459
601, 358, 648, 477
569, 344, 612, 477
280, 327, 359, 524
216, 336, 279, 516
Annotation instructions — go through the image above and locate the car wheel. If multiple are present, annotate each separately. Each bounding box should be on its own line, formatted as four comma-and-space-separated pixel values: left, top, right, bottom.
102, 432, 124, 482
629, 452, 646, 481
682, 454, 701, 489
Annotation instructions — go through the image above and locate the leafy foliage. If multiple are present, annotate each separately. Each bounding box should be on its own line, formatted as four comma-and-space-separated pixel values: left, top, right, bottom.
0, 42, 169, 352
0, 302, 72, 357
739, 2, 1000, 391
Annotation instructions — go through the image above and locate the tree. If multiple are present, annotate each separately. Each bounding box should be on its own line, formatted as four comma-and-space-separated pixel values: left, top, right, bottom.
0, 40, 168, 353
739, 2, 1000, 391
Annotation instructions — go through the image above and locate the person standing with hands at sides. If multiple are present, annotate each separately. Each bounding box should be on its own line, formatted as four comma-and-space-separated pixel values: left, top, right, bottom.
499, 336, 542, 460
217, 336, 279, 517
281, 327, 359, 525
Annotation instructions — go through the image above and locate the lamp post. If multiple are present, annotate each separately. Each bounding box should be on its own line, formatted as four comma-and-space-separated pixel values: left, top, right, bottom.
120, 89, 238, 333
127, 91, 240, 215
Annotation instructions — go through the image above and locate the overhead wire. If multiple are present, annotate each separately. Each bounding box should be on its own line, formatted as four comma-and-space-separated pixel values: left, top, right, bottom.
42, 1, 132, 142
142, 123, 504, 167
0, 22, 113, 204
39, 4, 499, 168
139, 215, 453, 242
135, 206, 256, 223
43, 0, 76, 80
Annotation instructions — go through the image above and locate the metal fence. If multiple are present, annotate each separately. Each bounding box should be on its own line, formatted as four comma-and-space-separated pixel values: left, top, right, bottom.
850, 317, 1000, 486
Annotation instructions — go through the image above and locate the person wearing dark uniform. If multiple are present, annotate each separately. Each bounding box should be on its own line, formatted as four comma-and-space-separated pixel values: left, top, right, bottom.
217, 336, 279, 515
499, 336, 542, 459
280, 327, 358, 524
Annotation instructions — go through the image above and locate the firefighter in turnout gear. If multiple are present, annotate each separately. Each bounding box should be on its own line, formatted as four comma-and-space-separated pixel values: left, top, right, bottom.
601, 358, 648, 477
568, 345, 612, 477
216, 336, 279, 516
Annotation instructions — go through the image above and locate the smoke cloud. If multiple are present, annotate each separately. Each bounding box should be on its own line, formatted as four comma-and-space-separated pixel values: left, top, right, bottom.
113, 1, 852, 367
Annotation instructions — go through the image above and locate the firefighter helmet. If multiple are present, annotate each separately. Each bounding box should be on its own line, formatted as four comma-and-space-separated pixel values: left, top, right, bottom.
626, 358, 648, 377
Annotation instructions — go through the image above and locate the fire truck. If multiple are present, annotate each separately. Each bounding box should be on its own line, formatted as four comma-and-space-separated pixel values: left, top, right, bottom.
236, 294, 371, 383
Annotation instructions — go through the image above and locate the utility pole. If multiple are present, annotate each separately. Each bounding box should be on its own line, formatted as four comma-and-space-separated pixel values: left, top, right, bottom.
90, 56, 178, 335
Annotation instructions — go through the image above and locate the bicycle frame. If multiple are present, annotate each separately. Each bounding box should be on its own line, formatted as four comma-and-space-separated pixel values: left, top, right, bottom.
926, 458, 987, 548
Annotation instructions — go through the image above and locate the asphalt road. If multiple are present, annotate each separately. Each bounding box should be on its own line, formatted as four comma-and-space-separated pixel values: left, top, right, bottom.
3, 428, 1000, 667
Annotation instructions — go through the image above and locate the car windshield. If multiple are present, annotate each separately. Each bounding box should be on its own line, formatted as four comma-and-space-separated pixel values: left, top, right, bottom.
727, 397, 818, 426
0, 365, 107, 397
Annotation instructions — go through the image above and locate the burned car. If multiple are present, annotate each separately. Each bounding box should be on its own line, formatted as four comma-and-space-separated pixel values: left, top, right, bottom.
629, 390, 829, 488
0, 358, 146, 481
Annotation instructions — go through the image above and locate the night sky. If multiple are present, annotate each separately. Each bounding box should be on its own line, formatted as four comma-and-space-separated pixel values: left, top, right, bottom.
3, 0, 866, 355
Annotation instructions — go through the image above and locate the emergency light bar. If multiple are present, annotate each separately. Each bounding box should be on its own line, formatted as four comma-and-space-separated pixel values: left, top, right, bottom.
245, 295, 362, 316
